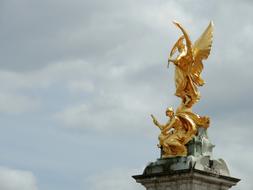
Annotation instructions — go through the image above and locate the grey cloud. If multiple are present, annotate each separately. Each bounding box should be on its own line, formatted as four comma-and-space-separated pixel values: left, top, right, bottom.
0, 0, 195, 72
86, 168, 144, 190
0, 0, 165, 71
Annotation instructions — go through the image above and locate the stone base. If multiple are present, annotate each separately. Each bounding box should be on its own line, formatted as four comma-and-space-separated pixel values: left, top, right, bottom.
133, 128, 240, 189
133, 168, 240, 190
143, 155, 230, 177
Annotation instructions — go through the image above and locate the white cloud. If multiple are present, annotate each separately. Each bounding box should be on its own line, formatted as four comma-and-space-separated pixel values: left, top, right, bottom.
67, 80, 94, 93
0, 60, 93, 114
0, 166, 38, 190
0, 93, 40, 114
87, 168, 144, 190
54, 104, 89, 127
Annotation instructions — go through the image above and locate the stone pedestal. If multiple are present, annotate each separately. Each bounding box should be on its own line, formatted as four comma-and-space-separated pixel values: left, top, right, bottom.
133, 128, 240, 190
133, 168, 240, 190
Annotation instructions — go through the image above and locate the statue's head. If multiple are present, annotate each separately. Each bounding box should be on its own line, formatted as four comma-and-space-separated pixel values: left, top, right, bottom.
177, 41, 185, 53
165, 107, 174, 117
170, 35, 185, 58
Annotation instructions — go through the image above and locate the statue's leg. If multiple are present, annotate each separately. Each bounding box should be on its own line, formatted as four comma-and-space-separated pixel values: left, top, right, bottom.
165, 137, 187, 156
161, 144, 173, 158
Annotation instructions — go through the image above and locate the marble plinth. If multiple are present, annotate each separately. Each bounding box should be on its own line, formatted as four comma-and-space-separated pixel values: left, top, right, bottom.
133, 168, 240, 190
133, 127, 240, 190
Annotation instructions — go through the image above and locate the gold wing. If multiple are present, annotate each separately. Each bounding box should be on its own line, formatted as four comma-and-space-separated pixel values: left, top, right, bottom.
192, 21, 214, 86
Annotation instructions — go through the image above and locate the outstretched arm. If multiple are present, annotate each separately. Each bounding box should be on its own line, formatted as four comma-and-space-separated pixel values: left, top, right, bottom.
173, 21, 193, 57
163, 117, 175, 132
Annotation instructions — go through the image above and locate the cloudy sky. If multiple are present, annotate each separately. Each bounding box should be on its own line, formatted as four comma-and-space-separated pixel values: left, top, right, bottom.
0, 0, 252, 189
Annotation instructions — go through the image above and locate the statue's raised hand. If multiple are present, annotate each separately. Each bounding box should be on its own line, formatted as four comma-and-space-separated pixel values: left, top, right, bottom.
151, 114, 158, 126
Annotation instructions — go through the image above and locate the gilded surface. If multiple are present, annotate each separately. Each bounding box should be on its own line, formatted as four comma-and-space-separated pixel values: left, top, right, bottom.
151, 21, 213, 158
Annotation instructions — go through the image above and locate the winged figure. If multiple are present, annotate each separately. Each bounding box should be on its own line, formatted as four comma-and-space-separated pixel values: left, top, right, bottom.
151, 22, 213, 158
168, 21, 214, 108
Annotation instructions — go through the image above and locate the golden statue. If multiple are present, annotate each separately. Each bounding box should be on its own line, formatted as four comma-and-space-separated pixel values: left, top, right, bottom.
151, 21, 213, 158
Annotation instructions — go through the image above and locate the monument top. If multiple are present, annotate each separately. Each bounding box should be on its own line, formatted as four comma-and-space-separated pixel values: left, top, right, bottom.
133, 21, 240, 190
151, 21, 213, 158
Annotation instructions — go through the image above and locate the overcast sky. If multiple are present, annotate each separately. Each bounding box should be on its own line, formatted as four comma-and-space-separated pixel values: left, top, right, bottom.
0, 0, 252, 190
